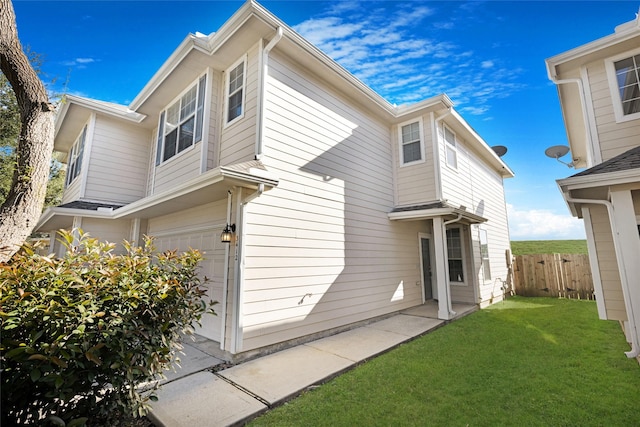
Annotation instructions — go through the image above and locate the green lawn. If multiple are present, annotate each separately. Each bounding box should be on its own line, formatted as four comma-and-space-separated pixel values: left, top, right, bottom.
250, 297, 640, 427
511, 240, 588, 255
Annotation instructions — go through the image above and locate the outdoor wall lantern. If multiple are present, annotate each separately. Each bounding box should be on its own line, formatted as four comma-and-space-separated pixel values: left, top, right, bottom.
221, 224, 236, 243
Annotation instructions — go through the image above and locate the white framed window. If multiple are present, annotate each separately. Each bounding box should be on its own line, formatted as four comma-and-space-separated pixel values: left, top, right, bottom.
479, 228, 491, 282
225, 56, 247, 126
65, 125, 87, 187
605, 48, 640, 123
443, 124, 458, 169
156, 74, 207, 165
398, 119, 425, 166
446, 226, 465, 283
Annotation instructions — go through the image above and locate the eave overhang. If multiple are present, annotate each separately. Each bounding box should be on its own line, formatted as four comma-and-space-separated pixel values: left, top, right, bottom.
388, 201, 487, 224
36, 163, 279, 232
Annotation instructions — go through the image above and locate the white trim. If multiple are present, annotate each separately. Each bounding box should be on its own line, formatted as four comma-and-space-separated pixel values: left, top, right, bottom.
582, 207, 607, 318
224, 55, 248, 128
200, 68, 214, 173
79, 114, 96, 199
442, 123, 459, 171
418, 232, 434, 302
604, 46, 640, 123
579, 66, 602, 166
398, 117, 426, 167
446, 225, 467, 286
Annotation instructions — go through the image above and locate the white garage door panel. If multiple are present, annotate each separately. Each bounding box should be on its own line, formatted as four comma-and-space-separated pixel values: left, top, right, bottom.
154, 229, 224, 342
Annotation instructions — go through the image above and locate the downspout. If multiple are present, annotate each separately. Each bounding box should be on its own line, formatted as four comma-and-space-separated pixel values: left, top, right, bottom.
231, 183, 266, 353
255, 27, 284, 160
547, 74, 597, 167
565, 196, 640, 358
220, 190, 233, 351
432, 109, 451, 201
439, 213, 463, 318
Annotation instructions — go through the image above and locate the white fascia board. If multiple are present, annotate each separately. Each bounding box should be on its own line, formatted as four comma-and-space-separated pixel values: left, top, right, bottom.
546, 17, 640, 78
64, 95, 146, 123
557, 168, 640, 192
35, 206, 115, 230
129, 34, 208, 111
388, 208, 487, 223
113, 166, 279, 219
449, 108, 515, 178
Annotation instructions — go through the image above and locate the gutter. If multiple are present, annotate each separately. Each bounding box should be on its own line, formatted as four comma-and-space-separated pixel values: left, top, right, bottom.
565, 196, 640, 359
256, 27, 283, 160
545, 72, 596, 167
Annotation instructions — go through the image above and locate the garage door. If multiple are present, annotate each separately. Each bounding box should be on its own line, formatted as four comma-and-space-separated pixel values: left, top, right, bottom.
154, 228, 225, 342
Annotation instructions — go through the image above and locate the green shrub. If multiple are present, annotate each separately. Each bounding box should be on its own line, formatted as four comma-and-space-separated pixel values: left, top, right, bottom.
0, 230, 215, 426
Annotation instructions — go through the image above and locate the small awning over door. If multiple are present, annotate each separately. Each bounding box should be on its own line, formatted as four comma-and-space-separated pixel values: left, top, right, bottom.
387, 200, 487, 224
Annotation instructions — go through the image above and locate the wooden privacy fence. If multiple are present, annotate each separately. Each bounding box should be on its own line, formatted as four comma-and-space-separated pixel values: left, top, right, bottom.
513, 254, 594, 299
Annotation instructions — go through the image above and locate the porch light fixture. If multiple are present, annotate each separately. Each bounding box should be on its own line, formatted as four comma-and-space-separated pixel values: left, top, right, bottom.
221, 224, 236, 243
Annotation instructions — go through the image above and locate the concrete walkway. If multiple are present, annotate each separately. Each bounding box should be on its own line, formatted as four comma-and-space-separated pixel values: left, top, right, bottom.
148, 303, 476, 427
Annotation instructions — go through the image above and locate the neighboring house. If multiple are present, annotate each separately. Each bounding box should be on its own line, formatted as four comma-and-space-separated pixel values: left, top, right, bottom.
546, 13, 640, 360
36, 0, 514, 361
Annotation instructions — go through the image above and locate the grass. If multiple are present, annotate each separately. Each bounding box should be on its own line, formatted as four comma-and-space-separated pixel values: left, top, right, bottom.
249, 297, 640, 427
511, 240, 588, 255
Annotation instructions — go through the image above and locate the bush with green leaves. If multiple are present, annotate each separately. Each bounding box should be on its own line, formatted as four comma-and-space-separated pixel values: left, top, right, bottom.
0, 230, 215, 426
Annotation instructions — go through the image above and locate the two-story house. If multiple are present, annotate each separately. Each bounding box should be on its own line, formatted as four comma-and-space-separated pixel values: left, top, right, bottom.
36, 0, 514, 361
546, 13, 640, 360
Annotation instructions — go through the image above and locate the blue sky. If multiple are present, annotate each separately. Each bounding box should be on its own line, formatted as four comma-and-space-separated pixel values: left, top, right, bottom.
12, 0, 640, 240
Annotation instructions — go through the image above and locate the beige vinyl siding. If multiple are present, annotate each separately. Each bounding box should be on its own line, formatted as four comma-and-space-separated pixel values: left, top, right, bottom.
589, 205, 626, 321
83, 115, 150, 204
587, 61, 640, 161
439, 124, 511, 305
394, 117, 437, 205
147, 200, 229, 343
152, 143, 201, 194
239, 53, 423, 351
62, 175, 82, 204
219, 45, 260, 166
80, 217, 132, 254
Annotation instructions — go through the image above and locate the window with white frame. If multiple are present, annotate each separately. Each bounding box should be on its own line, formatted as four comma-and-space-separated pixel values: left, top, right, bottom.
446, 227, 464, 282
65, 125, 87, 186
606, 50, 640, 122
226, 58, 246, 124
443, 125, 458, 169
156, 75, 207, 165
480, 228, 491, 281
399, 120, 423, 165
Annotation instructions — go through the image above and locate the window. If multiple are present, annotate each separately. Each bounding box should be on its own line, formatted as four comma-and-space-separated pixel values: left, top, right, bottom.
443, 125, 458, 169
156, 75, 207, 164
447, 227, 464, 282
606, 49, 640, 122
226, 58, 246, 124
65, 125, 87, 186
480, 229, 491, 281
399, 120, 424, 165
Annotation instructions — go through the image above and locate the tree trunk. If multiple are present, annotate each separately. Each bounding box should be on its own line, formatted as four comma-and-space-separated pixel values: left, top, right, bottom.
0, 0, 55, 262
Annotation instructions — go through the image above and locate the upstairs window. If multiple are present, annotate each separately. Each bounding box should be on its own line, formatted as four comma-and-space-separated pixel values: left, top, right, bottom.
157, 74, 207, 165
225, 57, 246, 125
443, 125, 458, 169
399, 120, 424, 165
606, 50, 640, 122
65, 125, 87, 187
447, 227, 464, 283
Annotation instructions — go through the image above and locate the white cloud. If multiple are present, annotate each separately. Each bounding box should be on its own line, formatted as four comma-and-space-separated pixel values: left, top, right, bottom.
61, 57, 98, 69
507, 204, 586, 240
292, 2, 524, 116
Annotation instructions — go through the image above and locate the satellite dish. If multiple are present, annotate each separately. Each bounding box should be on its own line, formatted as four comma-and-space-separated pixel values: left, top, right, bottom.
544, 145, 570, 159
491, 145, 507, 157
